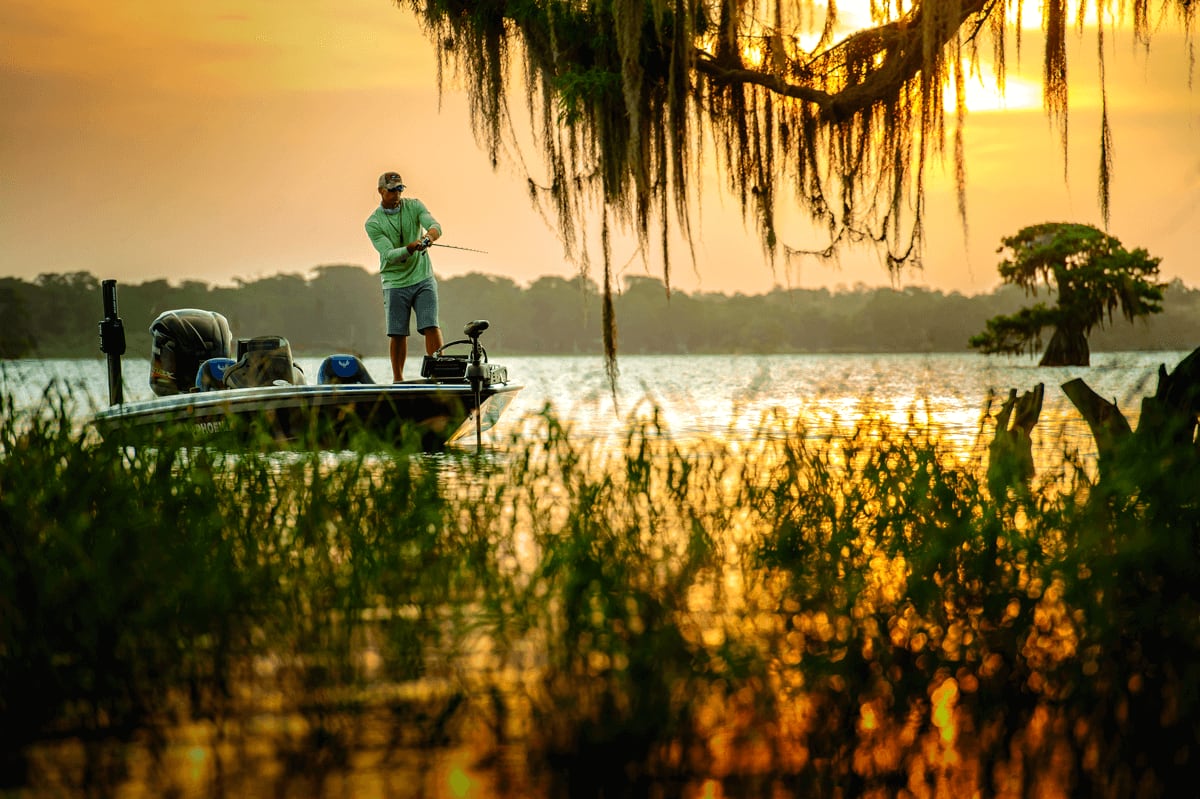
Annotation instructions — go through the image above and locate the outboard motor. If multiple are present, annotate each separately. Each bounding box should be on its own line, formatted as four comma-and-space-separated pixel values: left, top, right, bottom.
317, 354, 375, 385
149, 309, 234, 396
223, 336, 305, 389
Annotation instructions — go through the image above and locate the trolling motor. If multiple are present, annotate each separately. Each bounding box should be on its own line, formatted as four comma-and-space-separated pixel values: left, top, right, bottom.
418, 319, 507, 448
98, 279, 126, 406
419, 320, 506, 385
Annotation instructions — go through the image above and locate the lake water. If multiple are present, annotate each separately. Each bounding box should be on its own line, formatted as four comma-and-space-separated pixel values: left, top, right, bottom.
2, 350, 1184, 462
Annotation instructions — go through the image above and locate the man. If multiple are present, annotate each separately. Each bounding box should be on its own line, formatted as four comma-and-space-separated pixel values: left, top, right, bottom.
365, 171, 444, 382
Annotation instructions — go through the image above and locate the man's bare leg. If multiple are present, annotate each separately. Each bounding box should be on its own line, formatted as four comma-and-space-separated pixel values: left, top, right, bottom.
389, 335, 407, 382
422, 326, 444, 357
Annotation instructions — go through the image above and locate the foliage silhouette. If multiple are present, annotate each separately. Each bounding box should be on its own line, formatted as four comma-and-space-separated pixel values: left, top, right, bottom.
399, 0, 1196, 370
969, 223, 1164, 366
2, 268, 1198, 362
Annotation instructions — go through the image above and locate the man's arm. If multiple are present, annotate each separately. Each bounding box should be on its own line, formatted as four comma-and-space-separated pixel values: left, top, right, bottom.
365, 217, 413, 266
414, 200, 442, 243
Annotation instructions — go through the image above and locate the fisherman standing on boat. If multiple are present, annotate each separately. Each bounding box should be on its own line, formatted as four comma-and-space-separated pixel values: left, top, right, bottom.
365, 171, 444, 382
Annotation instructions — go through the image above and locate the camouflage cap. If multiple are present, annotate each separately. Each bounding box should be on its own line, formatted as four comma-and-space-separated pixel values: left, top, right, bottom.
378, 172, 405, 191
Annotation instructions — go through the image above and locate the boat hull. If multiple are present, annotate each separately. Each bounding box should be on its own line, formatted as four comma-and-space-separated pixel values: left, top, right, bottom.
92, 381, 522, 450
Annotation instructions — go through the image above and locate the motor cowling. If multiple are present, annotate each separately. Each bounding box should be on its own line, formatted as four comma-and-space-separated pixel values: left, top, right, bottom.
149, 309, 234, 396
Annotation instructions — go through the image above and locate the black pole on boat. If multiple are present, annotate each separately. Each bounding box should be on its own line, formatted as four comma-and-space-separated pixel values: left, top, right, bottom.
464, 319, 490, 450
98, 279, 126, 406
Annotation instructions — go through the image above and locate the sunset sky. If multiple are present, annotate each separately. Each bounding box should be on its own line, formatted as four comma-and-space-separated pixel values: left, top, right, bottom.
2, 0, 1197, 298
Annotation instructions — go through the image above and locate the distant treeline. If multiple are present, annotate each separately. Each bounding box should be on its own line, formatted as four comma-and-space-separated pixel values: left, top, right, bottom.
3, 266, 1199, 359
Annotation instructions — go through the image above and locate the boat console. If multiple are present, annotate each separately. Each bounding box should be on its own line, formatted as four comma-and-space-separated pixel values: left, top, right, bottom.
222, 336, 306, 389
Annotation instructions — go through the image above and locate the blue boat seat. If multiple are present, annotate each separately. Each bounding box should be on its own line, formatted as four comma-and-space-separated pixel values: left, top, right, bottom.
317, 354, 375, 385
195, 357, 236, 391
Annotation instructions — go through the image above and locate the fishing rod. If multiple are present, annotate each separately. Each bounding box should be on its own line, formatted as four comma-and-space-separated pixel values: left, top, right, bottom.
419, 236, 488, 254
433, 242, 488, 254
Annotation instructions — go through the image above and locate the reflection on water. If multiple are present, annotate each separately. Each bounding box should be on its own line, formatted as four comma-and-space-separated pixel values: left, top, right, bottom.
23, 718, 540, 799
3, 351, 1196, 798
3, 351, 1179, 455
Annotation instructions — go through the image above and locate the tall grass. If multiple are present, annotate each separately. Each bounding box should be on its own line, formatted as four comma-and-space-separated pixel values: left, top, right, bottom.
2, 388, 1197, 797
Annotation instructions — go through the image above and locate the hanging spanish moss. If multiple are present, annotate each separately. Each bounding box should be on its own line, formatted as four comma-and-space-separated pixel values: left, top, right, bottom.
399, 0, 1197, 375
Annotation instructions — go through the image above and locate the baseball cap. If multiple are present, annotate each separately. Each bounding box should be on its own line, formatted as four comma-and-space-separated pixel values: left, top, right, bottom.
378, 172, 406, 191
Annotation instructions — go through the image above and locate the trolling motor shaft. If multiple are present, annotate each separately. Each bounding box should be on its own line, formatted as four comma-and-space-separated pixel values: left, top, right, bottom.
464, 320, 490, 448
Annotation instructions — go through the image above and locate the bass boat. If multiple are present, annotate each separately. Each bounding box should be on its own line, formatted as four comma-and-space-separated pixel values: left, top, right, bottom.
93, 280, 521, 449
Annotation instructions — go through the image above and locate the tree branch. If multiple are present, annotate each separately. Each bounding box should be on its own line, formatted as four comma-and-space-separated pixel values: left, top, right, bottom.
694, 0, 995, 122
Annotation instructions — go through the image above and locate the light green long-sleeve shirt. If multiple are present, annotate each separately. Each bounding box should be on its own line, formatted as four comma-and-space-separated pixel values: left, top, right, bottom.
364, 199, 442, 289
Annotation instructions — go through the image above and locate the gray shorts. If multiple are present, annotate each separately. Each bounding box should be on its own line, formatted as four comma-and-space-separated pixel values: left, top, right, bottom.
384, 277, 440, 337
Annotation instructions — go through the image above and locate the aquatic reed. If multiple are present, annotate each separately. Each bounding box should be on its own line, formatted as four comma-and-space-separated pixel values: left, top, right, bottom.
1, 386, 1196, 797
